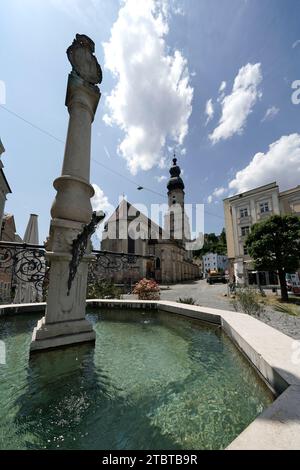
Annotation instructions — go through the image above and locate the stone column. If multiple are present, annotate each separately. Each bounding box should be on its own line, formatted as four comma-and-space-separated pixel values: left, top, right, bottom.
30, 34, 102, 353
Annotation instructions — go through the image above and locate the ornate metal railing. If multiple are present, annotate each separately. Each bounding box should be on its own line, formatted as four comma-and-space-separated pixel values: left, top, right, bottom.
0, 241, 153, 304
0, 242, 47, 304
90, 250, 137, 276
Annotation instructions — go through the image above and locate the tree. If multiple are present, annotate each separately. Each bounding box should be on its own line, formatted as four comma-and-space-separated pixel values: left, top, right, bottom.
193, 229, 227, 258
245, 215, 300, 301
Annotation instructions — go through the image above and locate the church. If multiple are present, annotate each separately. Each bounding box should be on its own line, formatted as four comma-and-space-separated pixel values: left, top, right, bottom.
101, 157, 200, 284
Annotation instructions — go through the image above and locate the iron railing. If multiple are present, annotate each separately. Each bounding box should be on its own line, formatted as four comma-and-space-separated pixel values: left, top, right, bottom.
0, 241, 153, 304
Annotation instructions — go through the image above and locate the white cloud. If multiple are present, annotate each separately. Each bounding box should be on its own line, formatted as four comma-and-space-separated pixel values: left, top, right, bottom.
205, 98, 214, 125
219, 81, 226, 93
209, 63, 262, 144
292, 39, 300, 49
91, 184, 114, 217
103, 0, 193, 175
213, 186, 226, 197
103, 145, 112, 159
155, 175, 168, 183
160, 0, 185, 17
91, 184, 115, 241
207, 134, 300, 202
261, 106, 279, 122
207, 186, 226, 203
229, 134, 300, 194
217, 80, 227, 102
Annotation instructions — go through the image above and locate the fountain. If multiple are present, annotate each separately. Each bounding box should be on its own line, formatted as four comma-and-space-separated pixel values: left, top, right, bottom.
0, 33, 297, 451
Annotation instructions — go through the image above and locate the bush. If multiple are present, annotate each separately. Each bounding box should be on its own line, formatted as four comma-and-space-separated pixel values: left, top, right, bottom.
87, 279, 121, 299
178, 297, 196, 305
231, 286, 265, 317
132, 278, 160, 300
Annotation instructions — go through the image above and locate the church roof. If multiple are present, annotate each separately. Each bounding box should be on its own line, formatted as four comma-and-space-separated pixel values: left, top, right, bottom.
104, 199, 164, 235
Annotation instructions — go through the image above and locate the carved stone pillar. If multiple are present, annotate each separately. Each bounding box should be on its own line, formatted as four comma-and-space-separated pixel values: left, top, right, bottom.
30, 34, 102, 353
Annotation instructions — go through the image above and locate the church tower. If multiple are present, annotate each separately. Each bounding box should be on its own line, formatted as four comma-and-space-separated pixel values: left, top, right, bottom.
167, 155, 185, 209
165, 155, 190, 242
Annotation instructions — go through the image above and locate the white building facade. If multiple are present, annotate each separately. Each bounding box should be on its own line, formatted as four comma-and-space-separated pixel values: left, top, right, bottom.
223, 182, 300, 285
202, 253, 228, 276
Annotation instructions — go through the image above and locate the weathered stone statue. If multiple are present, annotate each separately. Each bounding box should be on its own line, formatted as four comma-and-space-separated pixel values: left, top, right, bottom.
30, 34, 102, 352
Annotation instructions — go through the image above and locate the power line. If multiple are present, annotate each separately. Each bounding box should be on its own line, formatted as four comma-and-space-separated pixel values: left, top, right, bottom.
92, 159, 224, 220
0, 104, 224, 221
91, 158, 166, 199
0, 104, 163, 197
0, 105, 65, 144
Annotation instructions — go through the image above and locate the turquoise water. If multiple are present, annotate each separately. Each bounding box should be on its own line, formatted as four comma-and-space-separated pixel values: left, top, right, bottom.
0, 309, 273, 450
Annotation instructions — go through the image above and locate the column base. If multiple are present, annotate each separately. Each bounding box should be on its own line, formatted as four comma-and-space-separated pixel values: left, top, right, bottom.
30, 316, 96, 353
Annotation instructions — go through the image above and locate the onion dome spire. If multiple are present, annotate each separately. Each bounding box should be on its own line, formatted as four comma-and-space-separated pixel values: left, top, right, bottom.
167, 151, 184, 191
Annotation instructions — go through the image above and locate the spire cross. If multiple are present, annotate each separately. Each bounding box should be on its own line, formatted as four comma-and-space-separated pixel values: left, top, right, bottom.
173, 149, 177, 166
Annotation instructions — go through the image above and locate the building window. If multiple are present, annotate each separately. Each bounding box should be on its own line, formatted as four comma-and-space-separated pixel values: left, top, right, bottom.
241, 226, 250, 237
292, 202, 300, 214
259, 201, 270, 213
243, 245, 248, 255
240, 207, 248, 218
128, 236, 135, 254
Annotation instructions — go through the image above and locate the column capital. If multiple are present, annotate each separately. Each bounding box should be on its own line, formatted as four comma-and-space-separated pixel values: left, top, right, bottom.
65, 71, 100, 120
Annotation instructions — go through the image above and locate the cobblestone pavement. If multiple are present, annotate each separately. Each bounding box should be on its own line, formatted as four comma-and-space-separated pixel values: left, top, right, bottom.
160, 279, 232, 310
160, 279, 300, 340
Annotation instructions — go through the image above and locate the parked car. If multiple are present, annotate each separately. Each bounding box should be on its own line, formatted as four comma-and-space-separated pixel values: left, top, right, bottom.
206, 270, 227, 284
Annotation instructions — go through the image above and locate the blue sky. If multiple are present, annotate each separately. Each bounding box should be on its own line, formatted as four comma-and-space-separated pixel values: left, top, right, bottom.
1, 0, 300, 244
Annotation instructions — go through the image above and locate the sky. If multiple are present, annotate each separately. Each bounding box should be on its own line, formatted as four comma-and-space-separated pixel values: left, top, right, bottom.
1, 0, 300, 245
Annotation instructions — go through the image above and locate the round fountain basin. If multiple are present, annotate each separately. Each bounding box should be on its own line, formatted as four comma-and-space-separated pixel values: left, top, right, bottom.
0, 308, 273, 450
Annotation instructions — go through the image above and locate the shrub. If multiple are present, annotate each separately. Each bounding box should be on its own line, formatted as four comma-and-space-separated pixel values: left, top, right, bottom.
178, 297, 196, 305
87, 279, 121, 299
132, 278, 160, 300
231, 286, 265, 317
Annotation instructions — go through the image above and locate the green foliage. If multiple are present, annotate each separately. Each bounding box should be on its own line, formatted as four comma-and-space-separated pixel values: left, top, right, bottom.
178, 297, 197, 305
245, 215, 300, 301
245, 215, 300, 273
231, 286, 265, 317
193, 228, 227, 257
273, 302, 300, 317
87, 279, 121, 299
